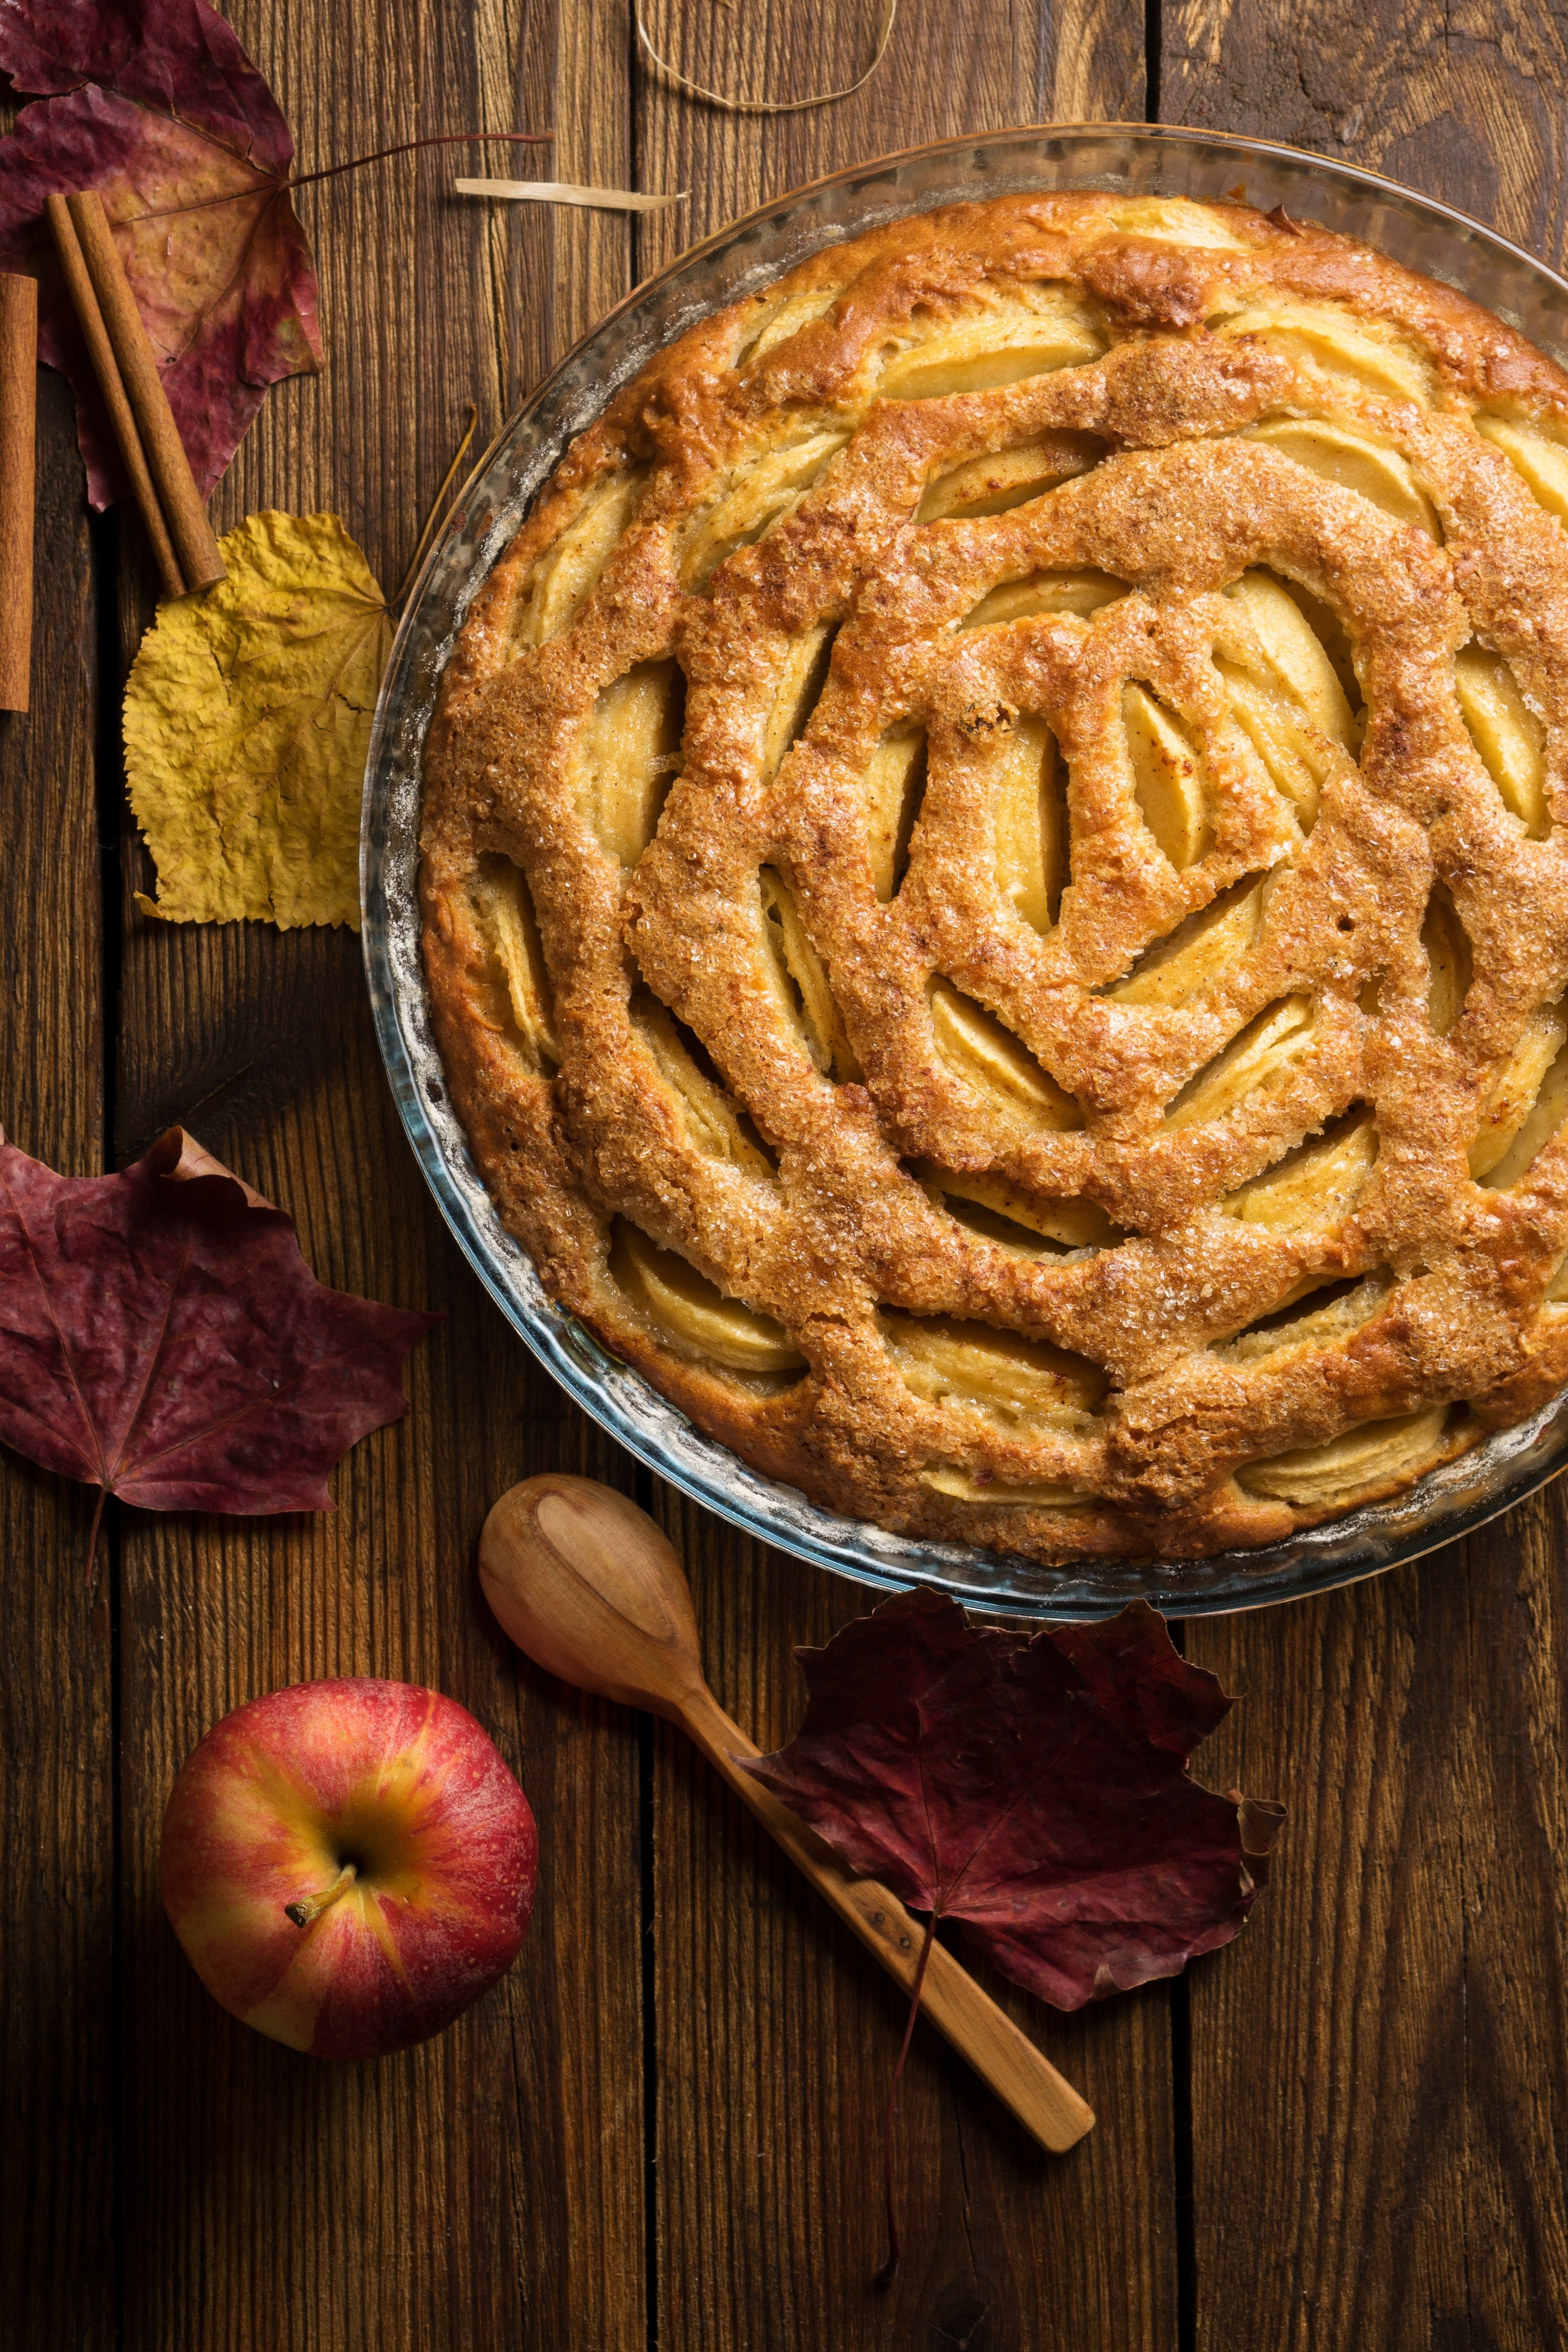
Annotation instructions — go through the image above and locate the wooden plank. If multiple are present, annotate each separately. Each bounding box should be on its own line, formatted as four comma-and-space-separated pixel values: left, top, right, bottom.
0, 370, 112, 2352
633, 15, 1172, 2344
1179, 1503, 1568, 2352
1163, 0, 1568, 262
1161, 13, 1568, 2344
656, 1503, 1181, 2352
108, 4, 646, 2346
634, 0, 1146, 276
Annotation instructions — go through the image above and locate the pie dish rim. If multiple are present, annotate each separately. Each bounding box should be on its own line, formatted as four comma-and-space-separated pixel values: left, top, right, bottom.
363, 120, 1568, 1617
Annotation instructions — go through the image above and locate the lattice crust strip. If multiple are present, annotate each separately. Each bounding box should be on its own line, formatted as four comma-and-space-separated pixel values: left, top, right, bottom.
421, 191, 1568, 1567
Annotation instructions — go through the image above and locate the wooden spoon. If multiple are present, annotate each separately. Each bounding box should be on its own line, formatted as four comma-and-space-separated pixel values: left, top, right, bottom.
479, 1471, 1094, 2154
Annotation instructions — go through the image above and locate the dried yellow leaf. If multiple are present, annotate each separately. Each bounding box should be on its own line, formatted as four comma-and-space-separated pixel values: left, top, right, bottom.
124, 510, 391, 929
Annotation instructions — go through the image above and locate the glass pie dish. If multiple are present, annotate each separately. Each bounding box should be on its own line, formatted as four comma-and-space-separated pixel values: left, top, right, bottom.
362, 123, 1568, 1617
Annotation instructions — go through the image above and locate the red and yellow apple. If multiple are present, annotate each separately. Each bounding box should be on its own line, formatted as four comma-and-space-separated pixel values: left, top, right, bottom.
159, 1678, 538, 2059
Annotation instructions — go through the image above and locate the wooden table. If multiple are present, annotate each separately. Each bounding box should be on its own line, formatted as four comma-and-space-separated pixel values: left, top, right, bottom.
5, 3, 1567, 2345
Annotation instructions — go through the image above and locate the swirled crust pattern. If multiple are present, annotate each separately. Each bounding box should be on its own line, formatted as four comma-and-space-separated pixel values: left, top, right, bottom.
421, 191, 1568, 1565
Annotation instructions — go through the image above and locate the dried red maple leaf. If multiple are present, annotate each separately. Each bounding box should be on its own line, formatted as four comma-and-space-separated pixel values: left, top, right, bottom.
745, 1589, 1282, 2273
748, 1590, 1282, 2009
0, 1127, 438, 1558
0, 0, 322, 505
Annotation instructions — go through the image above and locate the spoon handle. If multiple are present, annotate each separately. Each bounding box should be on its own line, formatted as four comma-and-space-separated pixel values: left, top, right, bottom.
677, 1687, 1094, 2154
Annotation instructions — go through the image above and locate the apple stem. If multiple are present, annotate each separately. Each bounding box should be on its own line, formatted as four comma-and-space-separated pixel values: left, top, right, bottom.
283, 1862, 358, 1930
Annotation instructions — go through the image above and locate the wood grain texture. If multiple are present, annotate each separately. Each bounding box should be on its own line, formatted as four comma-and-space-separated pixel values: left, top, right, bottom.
0, 368, 110, 2352
1164, 0, 1568, 251
654, 1503, 1181, 2352
634, 0, 1145, 270
1167, 20, 1568, 2347
1182, 1503, 1568, 2352
108, 4, 644, 2347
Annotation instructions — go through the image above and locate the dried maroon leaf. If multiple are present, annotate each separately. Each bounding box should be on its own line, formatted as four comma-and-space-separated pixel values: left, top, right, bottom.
0, 0, 322, 505
745, 1589, 1282, 2011
0, 1127, 436, 1522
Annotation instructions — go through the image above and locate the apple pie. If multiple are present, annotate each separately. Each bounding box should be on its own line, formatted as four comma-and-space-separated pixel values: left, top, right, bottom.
420, 190, 1568, 1565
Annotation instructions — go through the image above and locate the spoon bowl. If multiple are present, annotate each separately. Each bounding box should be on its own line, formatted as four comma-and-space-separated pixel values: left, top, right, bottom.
480, 1472, 705, 1715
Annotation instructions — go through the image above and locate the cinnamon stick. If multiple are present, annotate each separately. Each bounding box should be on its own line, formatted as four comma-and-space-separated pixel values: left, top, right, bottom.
65, 190, 225, 593
45, 196, 183, 601
0, 273, 37, 713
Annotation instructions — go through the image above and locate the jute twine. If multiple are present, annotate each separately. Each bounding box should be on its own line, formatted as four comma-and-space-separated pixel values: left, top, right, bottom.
633, 0, 900, 114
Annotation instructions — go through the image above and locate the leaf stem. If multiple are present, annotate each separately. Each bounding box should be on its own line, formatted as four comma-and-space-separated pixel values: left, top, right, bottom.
393, 402, 479, 610
83, 1484, 107, 1592
285, 130, 554, 194
124, 133, 557, 225
874, 1908, 939, 2290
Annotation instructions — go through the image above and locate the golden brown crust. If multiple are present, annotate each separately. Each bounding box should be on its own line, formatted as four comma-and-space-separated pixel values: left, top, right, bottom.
420, 189, 1568, 1565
